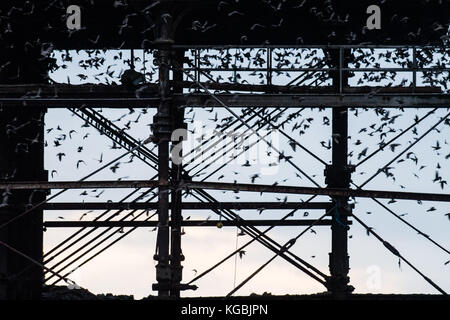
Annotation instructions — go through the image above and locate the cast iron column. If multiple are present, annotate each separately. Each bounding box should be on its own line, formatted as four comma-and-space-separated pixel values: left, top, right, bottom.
325, 107, 355, 296
325, 48, 355, 297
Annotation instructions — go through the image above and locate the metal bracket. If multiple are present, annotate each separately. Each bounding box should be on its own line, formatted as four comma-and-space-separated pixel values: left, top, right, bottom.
152, 283, 198, 292
151, 112, 173, 141
324, 164, 355, 187
155, 262, 171, 282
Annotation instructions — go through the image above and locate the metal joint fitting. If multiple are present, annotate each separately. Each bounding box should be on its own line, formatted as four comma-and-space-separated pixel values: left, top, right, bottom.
155, 263, 171, 281
324, 164, 355, 187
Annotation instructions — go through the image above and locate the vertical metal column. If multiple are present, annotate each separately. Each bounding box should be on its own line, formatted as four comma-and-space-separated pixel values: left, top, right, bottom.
325, 48, 354, 297
325, 107, 354, 296
0, 24, 48, 299
169, 50, 186, 297
152, 6, 173, 297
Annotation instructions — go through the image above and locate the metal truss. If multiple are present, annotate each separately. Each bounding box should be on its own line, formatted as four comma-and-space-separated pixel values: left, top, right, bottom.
0, 42, 449, 299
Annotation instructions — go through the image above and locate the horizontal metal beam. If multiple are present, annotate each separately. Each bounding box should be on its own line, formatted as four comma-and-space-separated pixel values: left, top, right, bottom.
173, 82, 442, 94
183, 67, 450, 72
43, 219, 342, 228
179, 181, 450, 202
42, 202, 331, 210
0, 84, 159, 108
0, 83, 157, 97
0, 180, 160, 189
0, 84, 441, 96
0, 98, 160, 108
171, 44, 450, 49
178, 93, 450, 108
3, 180, 449, 202
1, 94, 447, 108
0, 84, 448, 108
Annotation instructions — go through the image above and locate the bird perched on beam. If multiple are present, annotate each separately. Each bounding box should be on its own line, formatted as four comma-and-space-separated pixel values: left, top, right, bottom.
121, 49, 145, 88
121, 68, 145, 87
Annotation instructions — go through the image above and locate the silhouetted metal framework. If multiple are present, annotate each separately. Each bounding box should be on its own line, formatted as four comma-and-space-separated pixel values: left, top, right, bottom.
0, 0, 449, 299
